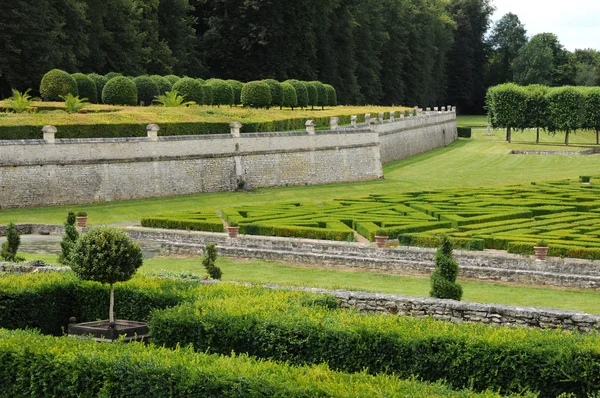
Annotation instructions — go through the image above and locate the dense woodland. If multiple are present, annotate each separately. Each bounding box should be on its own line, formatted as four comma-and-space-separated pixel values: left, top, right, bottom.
1, 0, 599, 112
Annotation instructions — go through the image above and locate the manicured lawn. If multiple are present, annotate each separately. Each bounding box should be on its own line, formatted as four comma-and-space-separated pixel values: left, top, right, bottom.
456, 114, 488, 127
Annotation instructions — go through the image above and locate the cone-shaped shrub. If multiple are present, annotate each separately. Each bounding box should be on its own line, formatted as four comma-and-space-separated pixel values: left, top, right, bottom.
285, 80, 308, 108
324, 84, 337, 106
202, 243, 222, 279
59, 212, 79, 265
88, 74, 108, 103
40, 69, 78, 101
207, 79, 234, 106
430, 235, 462, 300
101, 76, 137, 106
281, 82, 298, 109
263, 79, 284, 108
133, 76, 160, 106
172, 77, 203, 105
151, 75, 172, 95
227, 80, 244, 105
0, 222, 20, 262
241, 81, 272, 108
71, 73, 97, 103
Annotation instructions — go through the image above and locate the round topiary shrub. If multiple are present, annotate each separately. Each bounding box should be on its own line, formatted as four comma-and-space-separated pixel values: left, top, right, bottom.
303, 81, 318, 109
133, 76, 160, 106
281, 82, 298, 109
324, 84, 337, 106
310, 81, 327, 109
88, 74, 109, 103
241, 81, 272, 108
40, 69, 78, 101
71, 73, 97, 103
101, 76, 138, 106
164, 75, 181, 86
263, 79, 283, 108
285, 80, 308, 108
207, 79, 234, 107
104, 72, 123, 81
202, 84, 213, 105
151, 75, 172, 95
227, 80, 244, 105
196, 78, 206, 85
172, 77, 204, 104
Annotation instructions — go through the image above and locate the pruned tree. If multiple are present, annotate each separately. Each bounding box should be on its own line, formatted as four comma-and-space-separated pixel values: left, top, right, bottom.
430, 235, 462, 301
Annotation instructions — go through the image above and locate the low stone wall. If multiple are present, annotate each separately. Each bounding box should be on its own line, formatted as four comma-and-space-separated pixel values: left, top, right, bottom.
510, 148, 600, 155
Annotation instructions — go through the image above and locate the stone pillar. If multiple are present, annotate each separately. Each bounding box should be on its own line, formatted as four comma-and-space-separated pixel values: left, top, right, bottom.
389, 111, 396, 122
426, 107, 431, 112
146, 124, 160, 142
452, 106, 457, 113
448, 105, 452, 112
306, 120, 316, 135
400, 112, 405, 119
351, 115, 358, 128
364, 113, 371, 124
378, 112, 384, 123
230, 121, 242, 137
368, 118, 378, 132
434, 107, 439, 112
42, 125, 57, 144
330, 117, 339, 130
487, 124, 491, 136
441, 106, 446, 112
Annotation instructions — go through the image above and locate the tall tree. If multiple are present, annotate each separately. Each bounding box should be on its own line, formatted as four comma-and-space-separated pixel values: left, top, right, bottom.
445, 0, 495, 114
513, 33, 574, 87
486, 12, 527, 86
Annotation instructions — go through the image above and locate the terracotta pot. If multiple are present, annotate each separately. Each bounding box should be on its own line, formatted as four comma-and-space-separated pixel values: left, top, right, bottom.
375, 235, 388, 249
534, 246, 548, 261
76, 216, 87, 227
227, 226, 239, 238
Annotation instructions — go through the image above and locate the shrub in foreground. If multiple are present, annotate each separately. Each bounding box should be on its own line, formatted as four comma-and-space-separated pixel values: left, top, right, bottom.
101, 76, 138, 106
39, 69, 78, 101
241, 81, 272, 108
71, 73, 97, 103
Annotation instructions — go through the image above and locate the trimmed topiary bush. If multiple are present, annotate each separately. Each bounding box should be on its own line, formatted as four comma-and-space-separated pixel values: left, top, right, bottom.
104, 72, 123, 81
59, 212, 79, 265
101, 76, 138, 106
324, 84, 337, 106
202, 243, 222, 279
303, 81, 318, 109
281, 82, 298, 109
133, 76, 160, 106
430, 235, 462, 300
164, 75, 181, 85
88, 74, 108, 103
241, 81, 272, 108
71, 73, 97, 103
227, 80, 244, 105
263, 79, 283, 109
39, 69, 78, 101
546, 86, 585, 145
1, 222, 21, 262
172, 77, 204, 104
285, 80, 308, 108
310, 81, 327, 109
207, 79, 234, 107
151, 75, 172, 95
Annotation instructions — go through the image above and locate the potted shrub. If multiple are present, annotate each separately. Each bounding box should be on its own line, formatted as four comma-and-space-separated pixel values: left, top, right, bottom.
534, 239, 549, 261
68, 226, 146, 342
76, 211, 88, 227
374, 229, 388, 249
227, 221, 240, 238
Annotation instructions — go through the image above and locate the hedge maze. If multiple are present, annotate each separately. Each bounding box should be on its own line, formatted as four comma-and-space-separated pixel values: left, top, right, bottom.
141, 177, 600, 259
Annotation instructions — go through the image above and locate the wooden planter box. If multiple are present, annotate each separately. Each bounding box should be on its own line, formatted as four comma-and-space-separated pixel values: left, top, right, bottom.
68, 319, 148, 343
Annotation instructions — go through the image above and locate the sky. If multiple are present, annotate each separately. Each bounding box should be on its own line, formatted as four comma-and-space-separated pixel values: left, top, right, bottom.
491, 0, 600, 51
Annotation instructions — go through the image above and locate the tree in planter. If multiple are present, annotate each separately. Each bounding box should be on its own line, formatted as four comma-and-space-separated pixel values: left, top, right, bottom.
202, 243, 222, 280
1, 222, 21, 262
59, 212, 79, 265
430, 235, 463, 300
70, 227, 143, 323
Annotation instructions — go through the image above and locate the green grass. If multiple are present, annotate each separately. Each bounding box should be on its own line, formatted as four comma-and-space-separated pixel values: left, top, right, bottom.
456, 115, 488, 127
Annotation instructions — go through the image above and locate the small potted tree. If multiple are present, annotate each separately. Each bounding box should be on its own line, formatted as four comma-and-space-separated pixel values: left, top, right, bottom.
68, 226, 146, 342
227, 221, 240, 238
374, 229, 388, 249
534, 239, 549, 261
76, 211, 88, 227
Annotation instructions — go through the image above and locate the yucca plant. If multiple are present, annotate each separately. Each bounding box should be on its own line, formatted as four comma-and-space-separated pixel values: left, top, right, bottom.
4, 89, 36, 113
154, 90, 195, 107
59, 93, 88, 114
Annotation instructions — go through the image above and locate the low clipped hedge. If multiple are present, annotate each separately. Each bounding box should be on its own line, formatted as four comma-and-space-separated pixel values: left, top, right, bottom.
507, 241, 600, 260
457, 127, 472, 138
71, 73, 97, 103
243, 223, 354, 241
141, 215, 224, 232
102, 76, 138, 106
399, 233, 485, 250
39, 69, 78, 101
0, 329, 506, 398
150, 295, 600, 397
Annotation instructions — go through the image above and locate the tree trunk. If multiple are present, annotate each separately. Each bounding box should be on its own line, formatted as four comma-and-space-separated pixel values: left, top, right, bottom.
596, 129, 599, 145
506, 127, 511, 143
109, 283, 115, 323
536, 128, 539, 144
565, 130, 570, 146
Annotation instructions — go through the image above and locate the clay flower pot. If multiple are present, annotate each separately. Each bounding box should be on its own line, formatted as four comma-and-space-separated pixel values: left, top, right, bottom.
227, 226, 240, 238
375, 235, 388, 249
76, 216, 87, 227
534, 246, 548, 261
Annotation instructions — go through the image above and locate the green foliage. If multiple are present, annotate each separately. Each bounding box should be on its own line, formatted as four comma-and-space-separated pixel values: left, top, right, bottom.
285, 80, 308, 108
104, 72, 122, 81
486, 12, 528, 87
101, 76, 138, 106
584, 87, 600, 144
87, 73, 108, 103
303, 81, 318, 108
1, 222, 20, 262
311, 81, 327, 108
262, 79, 284, 108
164, 75, 181, 86
486, 83, 528, 130
457, 127, 472, 138
281, 82, 298, 109
132, 76, 160, 106
154, 90, 195, 107
172, 77, 203, 105
202, 243, 222, 279
241, 81, 272, 108
59, 212, 79, 265
59, 93, 88, 114
207, 79, 234, 106
39, 69, 78, 101
71, 73, 97, 104
141, 212, 223, 232
3, 89, 35, 113
430, 235, 463, 300
324, 84, 337, 106
201, 83, 213, 105
150, 75, 172, 95
70, 226, 142, 286
546, 86, 584, 144
226, 80, 244, 105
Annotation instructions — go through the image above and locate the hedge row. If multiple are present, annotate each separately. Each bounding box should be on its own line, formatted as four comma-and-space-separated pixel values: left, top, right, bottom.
0, 329, 504, 398
141, 212, 224, 233
149, 292, 600, 397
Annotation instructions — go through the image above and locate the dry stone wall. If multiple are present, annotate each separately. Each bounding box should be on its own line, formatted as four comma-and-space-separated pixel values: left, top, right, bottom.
0, 111, 455, 208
